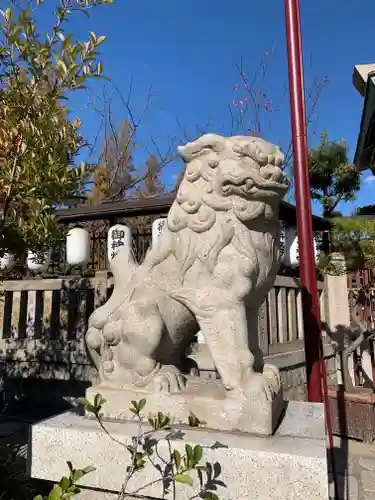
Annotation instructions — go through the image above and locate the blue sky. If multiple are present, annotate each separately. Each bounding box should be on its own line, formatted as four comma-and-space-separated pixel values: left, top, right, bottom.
38, 0, 375, 215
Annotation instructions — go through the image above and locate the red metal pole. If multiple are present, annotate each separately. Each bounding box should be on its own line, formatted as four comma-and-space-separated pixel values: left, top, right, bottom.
284, 0, 323, 403
284, 6, 337, 488
284, 1, 338, 476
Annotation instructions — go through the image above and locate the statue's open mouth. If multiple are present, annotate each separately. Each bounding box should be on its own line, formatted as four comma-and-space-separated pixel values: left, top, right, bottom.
221, 167, 289, 199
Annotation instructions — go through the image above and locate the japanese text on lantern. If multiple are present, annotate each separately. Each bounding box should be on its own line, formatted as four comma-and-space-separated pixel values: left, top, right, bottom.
279, 221, 285, 257
157, 219, 165, 236
110, 229, 126, 260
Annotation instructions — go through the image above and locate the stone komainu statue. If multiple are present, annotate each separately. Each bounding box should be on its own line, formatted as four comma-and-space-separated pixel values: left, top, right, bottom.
85, 134, 289, 400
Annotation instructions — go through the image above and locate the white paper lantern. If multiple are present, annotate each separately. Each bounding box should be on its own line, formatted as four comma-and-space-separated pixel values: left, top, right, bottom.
0, 253, 15, 272
66, 228, 90, 266
282, 226, 319, 268
27, 250, 50, 273
107, 224, 132, 262
152, 218, 166, 246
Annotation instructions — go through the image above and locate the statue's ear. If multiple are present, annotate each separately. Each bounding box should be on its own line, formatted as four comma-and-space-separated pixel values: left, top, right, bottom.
178, 134, 225, 161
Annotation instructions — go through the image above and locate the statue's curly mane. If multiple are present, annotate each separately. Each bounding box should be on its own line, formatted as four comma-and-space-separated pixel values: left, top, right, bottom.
146, 134, 288, 279
167, 134, 286, 234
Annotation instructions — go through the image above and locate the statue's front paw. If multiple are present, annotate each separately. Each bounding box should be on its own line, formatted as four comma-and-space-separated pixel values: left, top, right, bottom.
147, 365, 186, 394
263, 364, 281, 392
234, 372, 275, 402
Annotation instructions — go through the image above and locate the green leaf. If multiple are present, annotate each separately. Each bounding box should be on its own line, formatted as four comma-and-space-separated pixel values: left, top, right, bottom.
5, 8, 12, 21
157, 411, 167, 427
193, 444, 203, 463
82, 465, 96, 474
93, 393, 105, 409
56, 59, 68, 74
61, 34, 73, 51
173, 473, 194, 486
33, 496, 44, 500
185, 444, 193, 462
66, 461, 73, 473
59, 475, 70, 490
173, 449, 181, 470
96, 35, 106, 45
187, 411, 204, 427
72, 470, 82, 482
47, 485, 63, 500
85, 403, 96, 414
138, 398, 146, 411
61, 493, 77, 499
148, 417, 156, 427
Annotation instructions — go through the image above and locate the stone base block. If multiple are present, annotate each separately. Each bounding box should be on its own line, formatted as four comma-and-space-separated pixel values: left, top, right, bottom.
30, 401, 329, 500
85, 374, 284, 436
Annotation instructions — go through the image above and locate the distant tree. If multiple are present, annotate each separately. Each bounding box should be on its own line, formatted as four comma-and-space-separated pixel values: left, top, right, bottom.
308, 131, 361, 218
327, 216, 375, 271
88, 165, 109, 204
136, 154, 164, 199
355, 205, 375, 216
88, 120, 134, 203
104, 120, 134, 199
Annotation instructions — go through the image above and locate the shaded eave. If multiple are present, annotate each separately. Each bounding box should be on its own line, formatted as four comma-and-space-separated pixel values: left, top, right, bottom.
56, 195, 331, 231
354, 71, 375, 169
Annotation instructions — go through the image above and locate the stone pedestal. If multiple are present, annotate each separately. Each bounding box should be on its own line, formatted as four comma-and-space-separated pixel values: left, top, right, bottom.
85, 376, 283, 436
29, 401, 329, 500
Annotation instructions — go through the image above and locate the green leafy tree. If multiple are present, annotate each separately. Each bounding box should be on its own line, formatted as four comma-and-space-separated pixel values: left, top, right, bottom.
355, 205, 375, 216
328, 216, 375, 271
0, 0, 112, 257
308, 131, 360, 218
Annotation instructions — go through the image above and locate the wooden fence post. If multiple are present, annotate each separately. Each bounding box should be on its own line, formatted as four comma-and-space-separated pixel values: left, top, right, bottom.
325, 253, 351, 385
325, 253, 351, 332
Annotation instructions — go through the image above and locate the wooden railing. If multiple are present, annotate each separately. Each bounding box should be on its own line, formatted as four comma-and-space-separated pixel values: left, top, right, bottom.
261, 276, 326, 356
0, 274, 327, 381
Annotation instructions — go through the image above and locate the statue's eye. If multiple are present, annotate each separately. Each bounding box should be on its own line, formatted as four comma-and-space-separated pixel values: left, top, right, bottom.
201, 145, 215, 153
190, 145, 215, 157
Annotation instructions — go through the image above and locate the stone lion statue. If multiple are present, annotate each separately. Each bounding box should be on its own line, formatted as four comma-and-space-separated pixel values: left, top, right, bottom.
86, 133, 289, 399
